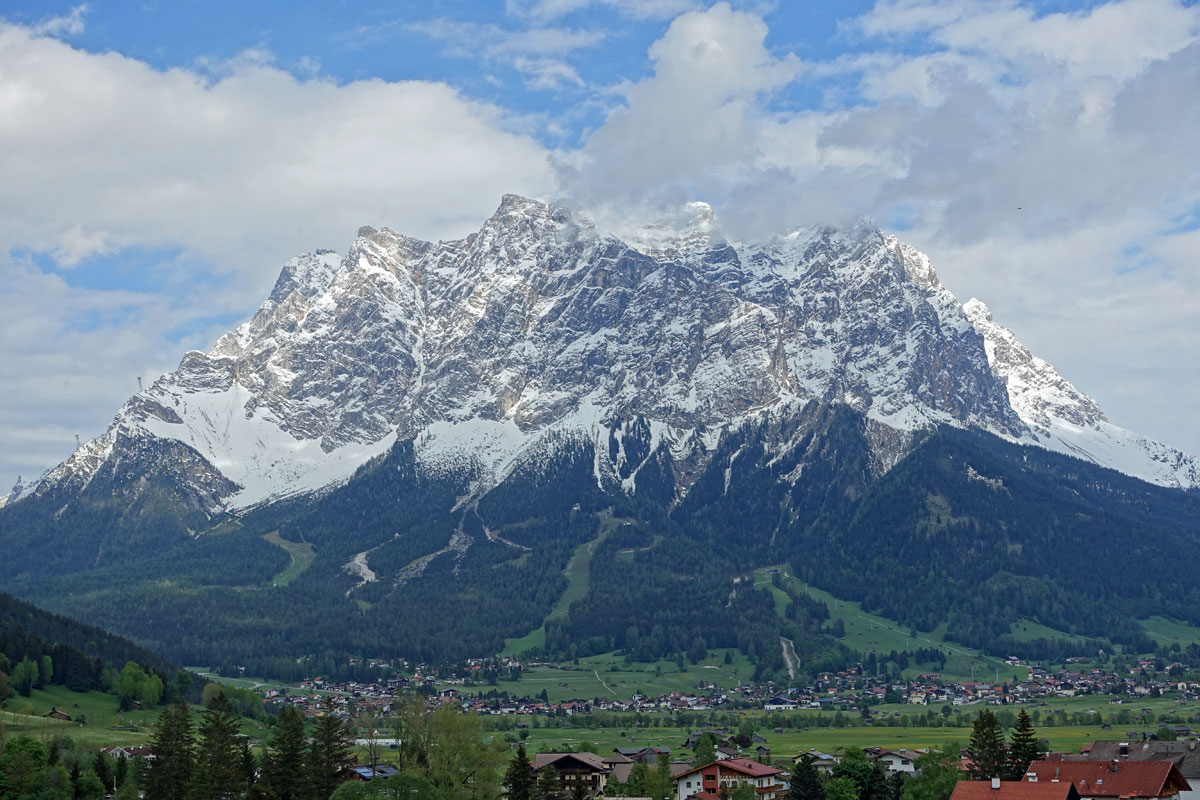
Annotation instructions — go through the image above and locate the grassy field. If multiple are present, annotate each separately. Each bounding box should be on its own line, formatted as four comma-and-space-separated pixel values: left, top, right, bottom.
262, 530, 316, 586
1140, 616, 1200, 647
0, 685, 249, 747
506, 720, 1122, 759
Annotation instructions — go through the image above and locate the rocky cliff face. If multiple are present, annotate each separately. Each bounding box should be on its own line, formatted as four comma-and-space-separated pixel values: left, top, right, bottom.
8, 195, 1195, 513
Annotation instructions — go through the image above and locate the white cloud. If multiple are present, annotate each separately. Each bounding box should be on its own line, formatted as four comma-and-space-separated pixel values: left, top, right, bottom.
561, 2, 801, 216
0, 24, 555, 262
30, 4, 87, 37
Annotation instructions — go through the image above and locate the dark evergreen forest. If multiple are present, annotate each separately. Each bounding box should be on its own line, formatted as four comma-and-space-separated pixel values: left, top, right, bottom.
2, 403, 1198, 680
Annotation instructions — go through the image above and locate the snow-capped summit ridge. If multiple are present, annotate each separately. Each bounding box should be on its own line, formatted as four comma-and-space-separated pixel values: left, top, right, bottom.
16, 194, 1196, 512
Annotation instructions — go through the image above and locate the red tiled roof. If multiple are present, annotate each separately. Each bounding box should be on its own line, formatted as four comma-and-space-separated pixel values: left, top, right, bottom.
950, 781, 1080, 800
1024, 759, 1192, 798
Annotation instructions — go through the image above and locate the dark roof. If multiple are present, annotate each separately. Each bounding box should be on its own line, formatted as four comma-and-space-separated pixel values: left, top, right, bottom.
1078, 742, 1200, 778
950, 782, 1080, 800
1025, 759, 1192, 798
532, 752, 610, 773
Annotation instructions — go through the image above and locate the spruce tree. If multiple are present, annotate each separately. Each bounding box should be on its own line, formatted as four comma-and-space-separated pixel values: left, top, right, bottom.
966, 709, 1008, 781
790, 754, 827, 800
263, 704, 308, 800
188, 692, 246, 800
1006, 709, 1043, 780
305, 701, 353, 800
93, 751, 114, 793
239, 739, 258, 788
504, 743, 536, 800
146, 703, 195, 800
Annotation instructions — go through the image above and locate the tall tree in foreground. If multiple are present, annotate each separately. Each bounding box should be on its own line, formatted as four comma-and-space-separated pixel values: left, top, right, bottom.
262, 704, 308, 800
145, 703, 194, 800
189, 691, 246, 800
1006, 709, 1044, 780
503, 743, 535, 800
305, 700, 353, 800
790, 754, 827, 800
966, 709, 1008, 781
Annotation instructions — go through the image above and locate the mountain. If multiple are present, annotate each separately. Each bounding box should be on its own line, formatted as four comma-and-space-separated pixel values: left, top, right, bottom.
1, 195, 1197, 675
9, 195, 1193, 514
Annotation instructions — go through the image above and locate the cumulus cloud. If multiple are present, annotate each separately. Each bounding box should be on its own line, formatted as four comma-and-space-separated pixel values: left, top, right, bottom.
559, 3, 801, 218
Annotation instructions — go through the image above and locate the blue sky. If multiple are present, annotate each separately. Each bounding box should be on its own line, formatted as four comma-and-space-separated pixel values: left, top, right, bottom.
0, 0, 1197, 490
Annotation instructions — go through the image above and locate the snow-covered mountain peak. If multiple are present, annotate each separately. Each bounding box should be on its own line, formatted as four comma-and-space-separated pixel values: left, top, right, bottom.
885, 234, 942, 291
15, 194, 1197, 513
962, 297, 991, 321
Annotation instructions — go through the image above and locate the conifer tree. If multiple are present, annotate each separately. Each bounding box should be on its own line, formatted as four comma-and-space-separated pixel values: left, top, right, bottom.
305, 701, 353, 800
790, 754, 827, 800
263, 704, 308, 800
146, 703, 195, 800
966, 709, 1008, 781
1006, 709, 1043, 780
504, 743, 536, 800
239, 739, 258, 788
93, 751, 114, 791
188, 691, 246, 800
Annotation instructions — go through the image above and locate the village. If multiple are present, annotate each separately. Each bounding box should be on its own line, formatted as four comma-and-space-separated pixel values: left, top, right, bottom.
259, 655, 1200, 723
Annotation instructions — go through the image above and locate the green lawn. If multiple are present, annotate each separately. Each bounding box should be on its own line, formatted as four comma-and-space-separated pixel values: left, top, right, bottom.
262, 530, 316, 586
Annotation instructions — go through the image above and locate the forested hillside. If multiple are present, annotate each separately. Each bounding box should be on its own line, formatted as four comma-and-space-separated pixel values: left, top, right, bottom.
3, 406, 1199, 681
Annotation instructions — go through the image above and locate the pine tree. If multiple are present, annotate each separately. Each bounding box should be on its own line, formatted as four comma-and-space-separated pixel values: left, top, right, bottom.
504, 743, 536, 800
305, 701, 353, 800
92, 753, 114, 796
1006, 709, 1043, 780
966, 709, 1008, 781
239, 738, 258, 787
188, 691, 246, 800
145, 703, 195, 800
790, 754, 827, 800
262, 704, 308, 800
